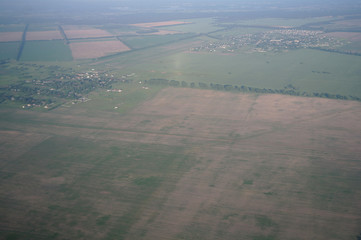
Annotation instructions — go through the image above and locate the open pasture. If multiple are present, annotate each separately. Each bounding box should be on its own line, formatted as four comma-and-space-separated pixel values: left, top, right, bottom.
127, 48, 361, 98
69, 40, 130, 59
0, 87, 360, 239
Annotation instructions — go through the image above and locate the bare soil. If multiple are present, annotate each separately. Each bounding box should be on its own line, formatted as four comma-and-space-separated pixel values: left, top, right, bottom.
64, 29, 113, 39
69, 40, 130, 59
0, 32, 22, 42
26, 31, 63, 41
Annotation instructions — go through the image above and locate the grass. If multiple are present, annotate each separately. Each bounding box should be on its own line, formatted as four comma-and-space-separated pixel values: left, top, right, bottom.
1, 17, 361, 240
20, 40, 73, 61
59, 82, 163, 117
0, 24, 26, 32
129, 48, 361, 98
0, 87, 360, 239
160, 18, 222, 33
0, 42, 20, 60
0, 133, 194, 239
121, 33, 195, 49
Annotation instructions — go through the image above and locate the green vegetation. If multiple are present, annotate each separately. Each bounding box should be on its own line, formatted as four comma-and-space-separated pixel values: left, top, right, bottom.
255, 215, 277, 230
122, 33, 196, 49
161, 18, 221, 33
0, 42, 19, 60
0, 24, 26, 32
20, 40, 72, 61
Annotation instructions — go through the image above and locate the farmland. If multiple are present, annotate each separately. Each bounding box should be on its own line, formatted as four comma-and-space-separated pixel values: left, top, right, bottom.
0, 42, 19, 60
0, 87, 361, 239
20, 40, 73, 61
0, 9, 361, 240
26, 31, 63, 41
69, 40, 130, 59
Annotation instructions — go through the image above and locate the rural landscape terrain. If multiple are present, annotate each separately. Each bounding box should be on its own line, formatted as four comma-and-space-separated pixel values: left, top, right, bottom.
0, 0, 361, 239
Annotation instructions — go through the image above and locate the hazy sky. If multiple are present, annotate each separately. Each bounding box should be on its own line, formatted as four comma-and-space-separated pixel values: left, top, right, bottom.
0, 0, 359, 23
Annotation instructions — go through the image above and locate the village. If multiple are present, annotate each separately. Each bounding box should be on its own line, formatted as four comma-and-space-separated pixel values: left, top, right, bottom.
0, 64, 136, 109
192, 29, 344, 53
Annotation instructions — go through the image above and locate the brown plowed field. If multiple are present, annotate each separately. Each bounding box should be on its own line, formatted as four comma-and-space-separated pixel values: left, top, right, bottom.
0, 32, 22, 42
69, 40, 130, 59
26, 31, 63, 41
64, 29, 113, 39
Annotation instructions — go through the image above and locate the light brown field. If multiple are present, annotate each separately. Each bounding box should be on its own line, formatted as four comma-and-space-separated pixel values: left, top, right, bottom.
69, 40, 130, 59
325, 32, 361, 42
26, 31, 63, 41
146, 30, 182, 35
335, 19, 361, 28
64, 29, 113, 39
131, 21, 191, 28
0, 32, 22, 42
0, 89, 360, 239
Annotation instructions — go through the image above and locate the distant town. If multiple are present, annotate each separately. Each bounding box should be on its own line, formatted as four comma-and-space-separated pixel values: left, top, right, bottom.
192, 29, 344, 53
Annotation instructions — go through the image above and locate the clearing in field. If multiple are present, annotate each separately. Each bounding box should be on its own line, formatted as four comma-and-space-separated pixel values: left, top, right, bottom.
26, 31, 63, 41
131, 21, 191, 28
0, 32, 22, 42
69, 40, 130, 59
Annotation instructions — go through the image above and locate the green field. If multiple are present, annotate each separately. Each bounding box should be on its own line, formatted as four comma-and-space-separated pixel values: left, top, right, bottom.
0, 24, 26, 32
121, 33, 196, 49
0, 42, 19, 60
20, 40, 73, 61
116, 48, 361, 98
161, 18, 222, 33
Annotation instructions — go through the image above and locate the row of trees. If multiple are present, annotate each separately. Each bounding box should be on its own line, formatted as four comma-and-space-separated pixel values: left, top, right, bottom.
144, 78, 361, 101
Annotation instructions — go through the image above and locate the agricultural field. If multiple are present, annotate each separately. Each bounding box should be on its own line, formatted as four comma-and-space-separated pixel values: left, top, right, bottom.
62, 26, 114, 39
69, 39, 130, 59
20, 40, 73, 61
0, 87, 360, 239
131, 21, 191, 28
26, 31, 63, 41
0, 42, 19, 60
0, 12, 361, 240
121, 33, 196, 49
160, 18, 222, 33
118, 48, 361, 98
0, 31, 22, 42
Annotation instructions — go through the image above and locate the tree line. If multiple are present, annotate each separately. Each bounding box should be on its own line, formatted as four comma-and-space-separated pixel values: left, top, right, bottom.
143, 78, 361, 101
